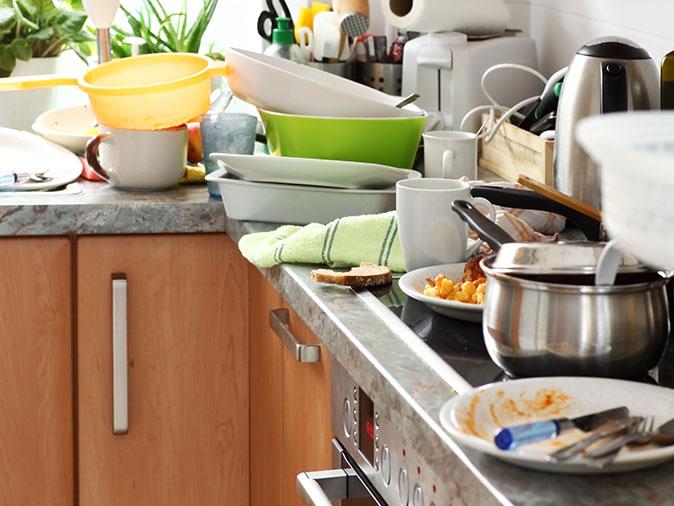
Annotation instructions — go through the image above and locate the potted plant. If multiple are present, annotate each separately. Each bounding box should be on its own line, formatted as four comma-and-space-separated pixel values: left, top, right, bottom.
110, 0, 221, 58
0, 0, 93, 130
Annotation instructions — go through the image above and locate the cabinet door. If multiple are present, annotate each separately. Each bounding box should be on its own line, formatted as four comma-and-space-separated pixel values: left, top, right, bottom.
77, 235, 248, 506
282, 307, 332, 506
249, 266, 284, 506
0, 238, 73, 506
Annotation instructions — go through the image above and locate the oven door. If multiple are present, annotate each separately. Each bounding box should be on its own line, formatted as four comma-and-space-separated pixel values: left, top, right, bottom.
296, 440, 386, 506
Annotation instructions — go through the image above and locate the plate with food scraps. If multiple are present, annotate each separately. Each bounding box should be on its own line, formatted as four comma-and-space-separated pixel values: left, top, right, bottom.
210, 153, 421, 189
439, 377, 674, 474
398, 262, 485, 322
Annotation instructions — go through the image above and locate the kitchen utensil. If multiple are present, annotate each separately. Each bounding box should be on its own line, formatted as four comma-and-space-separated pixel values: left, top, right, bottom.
583, 416, 655, 468
82, 0, 120, 63
395, 93, 420, 108
206, 168, 396, 225
650, 418, 674, 445
307, 61, 355, 79
224, 47, 425, 118
258, 108, 426, 169
548, 417, 636, 463
0, 53, 229, 131
451, 200, 671, 378
0, 171, 52, 186
401, 32, 538, 130
0, 128, 82, 192
554, 36, 659, 210
398, 263, 484, 322
577, 111, 674, 271
210, 153, 421, 189
32, 105, 97, 154
313, 11, 341, 61
201, 113, 258, 198
257, 0, 294, 43
494, 406, 629, 451
595, 240, 623, 286
85, 126, 187, 191
518, 71, 564, 131
397, 179, 496, 271
439, 377, 674, 473
469, 185, 604, 241
333, 0, 370, 38
423, 131, 478, 180
518, 175, 603, 223
294, 7, 314, 43
356, 62, 404, 96
298, 27, 314, 63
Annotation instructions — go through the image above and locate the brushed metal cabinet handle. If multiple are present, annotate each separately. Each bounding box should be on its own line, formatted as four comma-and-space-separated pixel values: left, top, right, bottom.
112, 277, 128, 435
269, 308, 320, 364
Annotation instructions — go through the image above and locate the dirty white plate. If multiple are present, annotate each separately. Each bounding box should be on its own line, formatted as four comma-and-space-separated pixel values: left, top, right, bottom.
32, 104, 97, 153
398, 263, 483, 322
210, 153, 421, 189
439, 377, 674, 474
0, 128, 83, 191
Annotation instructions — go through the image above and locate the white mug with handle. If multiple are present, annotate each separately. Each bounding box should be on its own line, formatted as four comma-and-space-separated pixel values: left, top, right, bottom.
423, 131, 478, 180
396, 178, 496, 272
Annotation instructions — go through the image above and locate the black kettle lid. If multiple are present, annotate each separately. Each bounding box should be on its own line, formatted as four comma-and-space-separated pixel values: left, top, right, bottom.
577, 36, 651, 59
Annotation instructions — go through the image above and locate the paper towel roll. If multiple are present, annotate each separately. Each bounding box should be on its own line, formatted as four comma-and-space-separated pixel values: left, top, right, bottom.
380, 0, 511, 35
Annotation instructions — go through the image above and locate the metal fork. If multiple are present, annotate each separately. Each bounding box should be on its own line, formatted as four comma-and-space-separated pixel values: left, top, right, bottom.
582, 416, 655, 468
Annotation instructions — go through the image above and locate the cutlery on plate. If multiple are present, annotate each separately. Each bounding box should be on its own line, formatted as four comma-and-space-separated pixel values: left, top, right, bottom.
547, 416, 636, 462
582, 416, 653, 468
494, 406, 629, 451
0, 171, 52, 186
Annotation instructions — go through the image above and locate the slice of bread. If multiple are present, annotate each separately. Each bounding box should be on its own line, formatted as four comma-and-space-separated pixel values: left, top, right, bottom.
311, 262, 392, 288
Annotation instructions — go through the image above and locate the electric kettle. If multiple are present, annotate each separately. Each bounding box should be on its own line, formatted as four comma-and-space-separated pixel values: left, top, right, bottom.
554, 37, 659, 209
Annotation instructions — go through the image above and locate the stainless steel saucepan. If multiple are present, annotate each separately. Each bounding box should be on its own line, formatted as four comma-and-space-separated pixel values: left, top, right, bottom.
452, 200, 671, 379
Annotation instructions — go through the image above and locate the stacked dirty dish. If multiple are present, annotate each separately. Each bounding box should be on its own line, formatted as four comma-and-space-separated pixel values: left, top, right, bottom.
207, 47, 427, 224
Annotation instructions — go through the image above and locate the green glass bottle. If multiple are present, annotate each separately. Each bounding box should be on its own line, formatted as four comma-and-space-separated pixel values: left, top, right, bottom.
662, 50, 674, 110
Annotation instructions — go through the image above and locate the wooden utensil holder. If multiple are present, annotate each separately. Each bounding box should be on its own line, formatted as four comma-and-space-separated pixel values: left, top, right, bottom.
479, 113, 554, 185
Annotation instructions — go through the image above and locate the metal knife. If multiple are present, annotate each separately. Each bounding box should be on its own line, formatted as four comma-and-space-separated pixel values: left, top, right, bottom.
494, 406, 629, 451
547, 416, 635, 462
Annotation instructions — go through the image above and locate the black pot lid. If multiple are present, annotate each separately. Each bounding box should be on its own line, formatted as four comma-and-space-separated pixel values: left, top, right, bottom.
577, 36, 651, 59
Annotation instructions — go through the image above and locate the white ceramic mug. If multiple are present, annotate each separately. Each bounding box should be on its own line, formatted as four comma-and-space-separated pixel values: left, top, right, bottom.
423, 131, 478, 180
86, 125, 187, 190
396, 178, 496, 271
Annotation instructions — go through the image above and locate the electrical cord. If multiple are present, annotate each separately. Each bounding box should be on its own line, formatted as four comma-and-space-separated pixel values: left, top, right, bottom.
460, 63, 565, 142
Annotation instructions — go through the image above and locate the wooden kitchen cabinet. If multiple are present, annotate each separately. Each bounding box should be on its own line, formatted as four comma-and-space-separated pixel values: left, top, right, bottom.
249, 267, 333, 506
0, 238, 73, 506
77, 234, 249, 506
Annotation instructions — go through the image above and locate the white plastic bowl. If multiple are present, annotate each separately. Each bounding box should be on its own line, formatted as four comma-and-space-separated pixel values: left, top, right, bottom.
224, 47, 423, 119
32, 104, 97, 153
577, 111, 674, 269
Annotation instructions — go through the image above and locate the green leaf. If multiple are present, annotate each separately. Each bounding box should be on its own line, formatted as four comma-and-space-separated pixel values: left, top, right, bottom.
25, 25, 53, 41
54, 8, 86, 36
10, 37, 30, 59
0, 6, 15, 29
0, 44, 16, 73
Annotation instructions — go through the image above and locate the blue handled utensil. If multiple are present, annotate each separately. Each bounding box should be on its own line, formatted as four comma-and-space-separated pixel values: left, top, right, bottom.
494, 406, 629, 451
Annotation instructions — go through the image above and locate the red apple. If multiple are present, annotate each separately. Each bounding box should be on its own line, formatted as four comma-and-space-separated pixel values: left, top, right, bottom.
187, 122, 203, 164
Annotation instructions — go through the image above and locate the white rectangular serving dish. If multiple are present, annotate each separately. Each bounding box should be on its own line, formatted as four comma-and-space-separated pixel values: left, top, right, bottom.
206, 168, 396, 225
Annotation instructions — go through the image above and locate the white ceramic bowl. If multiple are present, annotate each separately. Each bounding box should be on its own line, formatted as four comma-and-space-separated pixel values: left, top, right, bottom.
577, 112, 674, 270
32, 104, 97, 153
224, 47, 423, 119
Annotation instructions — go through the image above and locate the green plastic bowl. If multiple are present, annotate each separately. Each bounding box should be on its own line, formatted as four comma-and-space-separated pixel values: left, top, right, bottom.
258, 109, 426, 169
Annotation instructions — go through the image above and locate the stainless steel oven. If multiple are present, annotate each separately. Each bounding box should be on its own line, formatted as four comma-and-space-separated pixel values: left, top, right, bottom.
296, 360, 454, 506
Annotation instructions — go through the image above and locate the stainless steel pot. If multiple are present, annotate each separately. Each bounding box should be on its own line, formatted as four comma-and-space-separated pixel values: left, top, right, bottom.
452, 200, 672, 378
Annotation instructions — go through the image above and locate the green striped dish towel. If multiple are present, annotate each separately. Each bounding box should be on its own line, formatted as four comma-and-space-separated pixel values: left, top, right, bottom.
238, 211, 406, 272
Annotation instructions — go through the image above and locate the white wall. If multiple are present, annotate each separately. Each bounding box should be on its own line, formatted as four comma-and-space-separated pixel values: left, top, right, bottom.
504, 0, 673, 76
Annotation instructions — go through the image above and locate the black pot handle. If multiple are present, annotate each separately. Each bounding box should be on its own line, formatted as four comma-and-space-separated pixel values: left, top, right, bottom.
470, 186, 602, 241
452, 200, 515, 252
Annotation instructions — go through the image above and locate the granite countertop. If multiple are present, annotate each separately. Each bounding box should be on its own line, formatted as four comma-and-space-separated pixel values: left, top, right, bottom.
0, 180, 225, 235
3, 181, 674, 505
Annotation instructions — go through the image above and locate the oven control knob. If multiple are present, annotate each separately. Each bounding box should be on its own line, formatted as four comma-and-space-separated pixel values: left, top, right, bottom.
342, 398, 352, 437
380, 444, 391, 485
413, 484, 424, 506
398, 467, 409, 505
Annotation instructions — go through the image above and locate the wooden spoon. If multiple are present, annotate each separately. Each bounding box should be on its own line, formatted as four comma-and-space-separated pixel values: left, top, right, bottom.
517, 175, 603, 223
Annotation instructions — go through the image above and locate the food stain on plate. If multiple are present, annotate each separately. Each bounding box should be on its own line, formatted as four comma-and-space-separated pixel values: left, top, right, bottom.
458, 388, 573, 441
